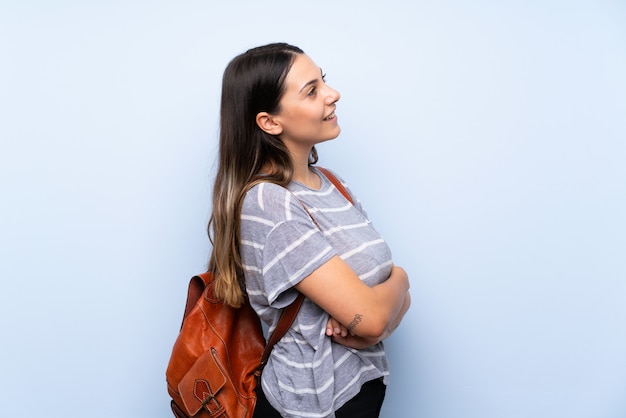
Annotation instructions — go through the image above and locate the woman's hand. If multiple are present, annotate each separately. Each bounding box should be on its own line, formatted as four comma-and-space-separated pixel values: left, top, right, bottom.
326, 316, 381, 349
326, 317, 349, 338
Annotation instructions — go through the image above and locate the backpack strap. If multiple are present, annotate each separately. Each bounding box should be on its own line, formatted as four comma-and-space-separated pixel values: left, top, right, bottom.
316, 167, 354, 204
259, 293, 305, 372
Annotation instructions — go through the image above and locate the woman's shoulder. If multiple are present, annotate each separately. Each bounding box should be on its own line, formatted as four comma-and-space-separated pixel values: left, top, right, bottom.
245, 180, 290, 202
242, 181, 304, 216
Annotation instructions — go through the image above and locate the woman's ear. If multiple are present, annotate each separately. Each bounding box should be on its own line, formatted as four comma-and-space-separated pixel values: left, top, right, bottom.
256, 112, 283, 136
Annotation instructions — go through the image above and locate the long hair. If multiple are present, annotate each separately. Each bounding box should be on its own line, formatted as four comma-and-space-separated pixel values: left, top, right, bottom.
208, 43, 318, 307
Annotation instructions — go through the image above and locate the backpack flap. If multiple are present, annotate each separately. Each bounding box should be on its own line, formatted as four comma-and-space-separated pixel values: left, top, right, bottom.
178, 348, 227, 416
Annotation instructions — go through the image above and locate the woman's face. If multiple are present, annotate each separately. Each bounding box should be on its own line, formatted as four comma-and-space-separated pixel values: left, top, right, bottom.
272, 54, 341, 150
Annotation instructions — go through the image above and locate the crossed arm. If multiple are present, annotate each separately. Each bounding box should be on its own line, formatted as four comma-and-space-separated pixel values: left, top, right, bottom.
294, 255, 411, 349
327, 290, 411, 349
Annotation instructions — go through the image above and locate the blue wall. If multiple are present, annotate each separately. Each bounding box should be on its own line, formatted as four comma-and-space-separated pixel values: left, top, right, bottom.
1, 1, 625, 417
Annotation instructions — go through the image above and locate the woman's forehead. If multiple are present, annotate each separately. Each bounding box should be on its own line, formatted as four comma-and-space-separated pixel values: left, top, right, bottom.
284, 54, 322, 89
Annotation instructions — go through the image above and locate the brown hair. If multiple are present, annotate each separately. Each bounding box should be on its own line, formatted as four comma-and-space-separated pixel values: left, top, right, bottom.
208, 43, 319, 307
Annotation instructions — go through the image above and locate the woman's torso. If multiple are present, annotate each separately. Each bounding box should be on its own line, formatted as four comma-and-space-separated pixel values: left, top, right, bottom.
240, 168, 392, 418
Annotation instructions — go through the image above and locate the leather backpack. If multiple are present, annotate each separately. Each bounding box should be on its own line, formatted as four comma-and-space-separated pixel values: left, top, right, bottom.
166, 272, 303, 418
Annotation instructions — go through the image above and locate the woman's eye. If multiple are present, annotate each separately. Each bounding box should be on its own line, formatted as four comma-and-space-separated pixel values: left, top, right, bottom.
322, 73, 327, 82
307, 87, 317, 96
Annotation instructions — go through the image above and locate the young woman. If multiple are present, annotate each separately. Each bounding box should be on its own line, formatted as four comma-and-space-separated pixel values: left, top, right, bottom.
208, 43, 411, 418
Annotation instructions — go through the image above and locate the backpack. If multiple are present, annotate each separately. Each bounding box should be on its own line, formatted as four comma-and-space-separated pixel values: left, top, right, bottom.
165, 272, 303, 418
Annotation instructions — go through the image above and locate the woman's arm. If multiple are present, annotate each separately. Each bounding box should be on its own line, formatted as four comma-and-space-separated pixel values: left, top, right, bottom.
294, 256, 409, 339
327, 290, 411, 349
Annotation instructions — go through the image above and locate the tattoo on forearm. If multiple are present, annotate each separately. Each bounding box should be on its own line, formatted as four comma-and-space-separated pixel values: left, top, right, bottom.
347, 314, 363, 331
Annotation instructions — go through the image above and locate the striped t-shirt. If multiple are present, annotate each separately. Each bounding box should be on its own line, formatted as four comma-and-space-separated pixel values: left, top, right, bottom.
240, 167, 393, 418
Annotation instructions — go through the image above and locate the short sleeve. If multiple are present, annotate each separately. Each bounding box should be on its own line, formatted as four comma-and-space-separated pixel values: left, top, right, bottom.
262, 219, 336, 306
240, 182, 337, 308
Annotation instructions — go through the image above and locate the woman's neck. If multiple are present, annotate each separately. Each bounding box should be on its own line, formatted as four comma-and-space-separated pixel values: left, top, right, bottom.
261, 146, 320, 189
291, 150, 321, 190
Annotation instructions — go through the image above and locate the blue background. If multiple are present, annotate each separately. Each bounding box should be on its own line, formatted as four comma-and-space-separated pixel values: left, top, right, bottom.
1, 1, 625, 417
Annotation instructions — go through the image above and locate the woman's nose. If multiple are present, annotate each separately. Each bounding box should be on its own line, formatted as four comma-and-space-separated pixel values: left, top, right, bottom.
325, 85, 341, 104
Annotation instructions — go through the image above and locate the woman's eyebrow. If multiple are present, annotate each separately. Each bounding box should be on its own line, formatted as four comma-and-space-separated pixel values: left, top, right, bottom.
298, 68, 324, 93
299, 78, 319, 93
